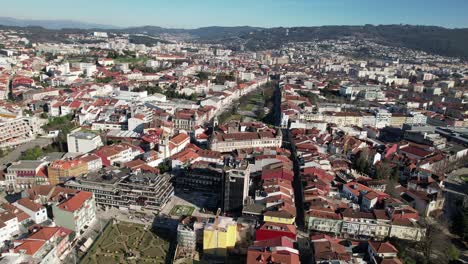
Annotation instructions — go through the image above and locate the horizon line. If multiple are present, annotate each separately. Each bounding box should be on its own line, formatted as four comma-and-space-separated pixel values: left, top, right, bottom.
0, 16, 467, 30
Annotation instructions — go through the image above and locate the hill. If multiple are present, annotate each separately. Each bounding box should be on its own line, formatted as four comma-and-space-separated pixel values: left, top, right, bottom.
1, 19, 467, 58
0, 16, 117, 30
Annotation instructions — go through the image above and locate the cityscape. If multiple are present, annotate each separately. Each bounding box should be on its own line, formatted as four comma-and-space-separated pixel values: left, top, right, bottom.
0, 1, 468, 264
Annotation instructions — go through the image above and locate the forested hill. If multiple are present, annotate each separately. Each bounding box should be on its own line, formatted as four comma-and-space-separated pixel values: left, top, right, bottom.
1, 21, 468, 58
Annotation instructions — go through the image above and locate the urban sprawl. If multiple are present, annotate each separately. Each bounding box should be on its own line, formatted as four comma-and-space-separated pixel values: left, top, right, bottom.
0, 29, 467, 264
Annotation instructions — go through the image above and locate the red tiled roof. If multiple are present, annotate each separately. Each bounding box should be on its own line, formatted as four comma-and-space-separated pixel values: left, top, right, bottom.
369, 241, 398, 254
13, 240, 45, 255
57, 191, 92, 212
16, 198, 43, 212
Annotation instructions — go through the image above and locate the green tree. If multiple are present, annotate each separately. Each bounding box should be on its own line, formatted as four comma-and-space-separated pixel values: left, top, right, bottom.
20, 147, 44, 160
375, 161, 392, 180
158, 161, 171, 173
452, 207, 468, 242
446, 244, 460, 262
196, 72, 210, 81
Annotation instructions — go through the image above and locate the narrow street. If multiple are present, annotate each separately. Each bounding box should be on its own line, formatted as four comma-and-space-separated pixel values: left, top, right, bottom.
271, 81, 306, 230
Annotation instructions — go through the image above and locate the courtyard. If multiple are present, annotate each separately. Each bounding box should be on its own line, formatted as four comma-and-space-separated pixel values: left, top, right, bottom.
170, 205, 195, 217
80, 221, 170, 264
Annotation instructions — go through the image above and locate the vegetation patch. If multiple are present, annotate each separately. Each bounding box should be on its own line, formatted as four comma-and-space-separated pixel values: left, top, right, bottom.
170, 205, 195, 216
80, 221, 169, 264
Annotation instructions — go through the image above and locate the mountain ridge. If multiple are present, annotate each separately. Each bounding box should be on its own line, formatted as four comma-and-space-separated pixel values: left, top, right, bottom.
1, 17, 468, 59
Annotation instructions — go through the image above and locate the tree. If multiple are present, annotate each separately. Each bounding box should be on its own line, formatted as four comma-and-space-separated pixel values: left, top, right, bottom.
354, 150, 371, 175
452, 207, 468, 242
375, 161, 392, 180
446, 244, 460, 262
196, 72, 210, 81
420, 220, 456, 264
20, 147, 44, 160
158, 161, 171, 173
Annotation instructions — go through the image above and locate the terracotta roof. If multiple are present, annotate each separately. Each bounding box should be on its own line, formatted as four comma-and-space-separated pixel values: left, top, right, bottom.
16, 198, 43, 212
28, 226, 72, 241
369, 241, 398, 254
57, 191, 93, 212
13, 240, 46, 255
170, 133, 190, 146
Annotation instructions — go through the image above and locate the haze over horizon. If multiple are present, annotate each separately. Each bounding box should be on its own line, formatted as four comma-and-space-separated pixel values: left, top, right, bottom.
1, 0, 468, 29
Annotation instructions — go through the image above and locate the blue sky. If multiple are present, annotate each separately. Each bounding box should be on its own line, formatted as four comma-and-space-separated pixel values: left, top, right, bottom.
1, 0, 468, 28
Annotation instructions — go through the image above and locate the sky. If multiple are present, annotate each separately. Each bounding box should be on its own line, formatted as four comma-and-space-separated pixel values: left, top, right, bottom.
1, 0, 468, 29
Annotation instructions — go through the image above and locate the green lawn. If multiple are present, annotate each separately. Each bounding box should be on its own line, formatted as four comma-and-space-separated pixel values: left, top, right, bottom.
80, 221, 169, 264
114, 57, 149, 64
170, 205, 195, 216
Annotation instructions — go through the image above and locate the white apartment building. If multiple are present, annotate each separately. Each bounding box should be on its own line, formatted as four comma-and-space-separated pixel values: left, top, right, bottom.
13, 198, 48, 224
67, 130, 103, 154
0, 212, 19, 244
374, 109, 392, 129
0, 116, 39, 148
209, 130, 282, 153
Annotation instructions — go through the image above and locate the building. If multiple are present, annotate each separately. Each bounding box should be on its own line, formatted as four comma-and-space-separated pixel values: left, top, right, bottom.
177, 162, 224, 193
255, 222, 296, 241
246, 237, 299, 264
339, 85, 385, 101
263, 210, 296, 225
203, 216, 238, 257
177, 216, 204, 250
389, 218, 424, 241
5, 160, 49, 192
64, 168, 173, 212
13, 198, 47, 224
368, 241, 401, 264
94, 143, 144, 167
0, 116, 39, 148
48, 159, 88, 185
67, 130, 103, 154
52, 191, 96, 235
223, 162, 251, 213
7, 226, 73, 264
209, 130, 282, 153
306, 209, 343, 234
0, 211, 19, 244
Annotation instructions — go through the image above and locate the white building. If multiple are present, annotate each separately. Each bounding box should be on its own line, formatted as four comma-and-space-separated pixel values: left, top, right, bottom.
67, 130, 103, 154
13, 198, 47, 224
0, 212, 19, 244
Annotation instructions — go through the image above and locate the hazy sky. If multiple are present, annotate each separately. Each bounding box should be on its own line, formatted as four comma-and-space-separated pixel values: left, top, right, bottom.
1, 0, 468, 28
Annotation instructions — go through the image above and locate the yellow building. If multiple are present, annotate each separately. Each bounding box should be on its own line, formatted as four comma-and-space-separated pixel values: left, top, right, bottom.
263, 210, 296, 225
48, 159, 88, 185
324, 112, 363, 127
390, 114, 408, 128
203, 216, 238, 256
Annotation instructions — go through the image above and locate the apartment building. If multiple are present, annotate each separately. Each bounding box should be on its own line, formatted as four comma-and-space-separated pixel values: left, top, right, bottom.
67, 130, 103, 153
48, 159, 88, 185
13, 198, 47, 224
209, 130, 282, 153
0, 211, 19, 244
5, 160, 49, 192
64, 168, 174, 212
52, 191, 96, 235
94, 143, 144, 167
0, 116, 39, 148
